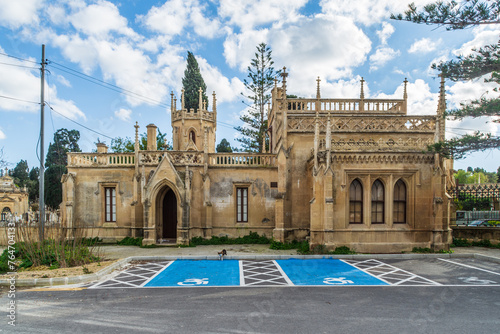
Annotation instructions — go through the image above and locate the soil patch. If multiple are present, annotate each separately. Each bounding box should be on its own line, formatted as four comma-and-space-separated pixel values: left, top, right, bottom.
0, 260, 117, 280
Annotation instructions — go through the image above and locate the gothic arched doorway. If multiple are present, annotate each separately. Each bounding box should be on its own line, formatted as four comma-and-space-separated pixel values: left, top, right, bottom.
156, 186, 178, 241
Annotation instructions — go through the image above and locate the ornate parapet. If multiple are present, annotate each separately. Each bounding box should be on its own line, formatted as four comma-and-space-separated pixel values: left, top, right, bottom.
140, 151, 164, 166
288, 115, 436, 133
171, 109, 215, 122
285, 98, 405, 114
167, 151, 204, 166
209, 153, 277, 167
67, 153, 135, 167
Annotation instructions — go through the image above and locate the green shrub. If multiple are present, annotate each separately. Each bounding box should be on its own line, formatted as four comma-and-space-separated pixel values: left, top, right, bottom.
452, 238, 471, 247
117, 237, 143, 246
471, 239, 492, 247
412, 247, 434, 253
331, 246, 356, 255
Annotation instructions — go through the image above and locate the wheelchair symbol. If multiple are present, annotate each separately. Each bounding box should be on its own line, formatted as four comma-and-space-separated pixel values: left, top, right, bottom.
178, 278, 209, 286
323, 277, 354, 285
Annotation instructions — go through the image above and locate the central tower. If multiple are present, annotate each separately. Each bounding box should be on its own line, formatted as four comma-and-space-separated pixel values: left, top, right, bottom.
170, 88, 217, 153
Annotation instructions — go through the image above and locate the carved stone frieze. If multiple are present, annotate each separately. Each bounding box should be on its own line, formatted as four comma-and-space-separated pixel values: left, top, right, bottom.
288, 116, 436, 133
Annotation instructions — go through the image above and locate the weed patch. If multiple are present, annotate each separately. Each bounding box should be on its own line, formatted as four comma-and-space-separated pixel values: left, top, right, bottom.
190, 232, 271, 246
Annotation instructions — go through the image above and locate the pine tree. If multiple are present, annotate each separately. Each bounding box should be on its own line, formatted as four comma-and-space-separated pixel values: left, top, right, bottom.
182, 51, 208, 111
391, 1, 500, 158
235, 43, 281, 153
216, 138, 233, 153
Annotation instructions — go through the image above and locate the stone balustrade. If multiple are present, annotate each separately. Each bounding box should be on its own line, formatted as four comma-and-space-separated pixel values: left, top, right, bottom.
209, 154, 277, 167
67, 153, 135, 167
285, 98, 405, 113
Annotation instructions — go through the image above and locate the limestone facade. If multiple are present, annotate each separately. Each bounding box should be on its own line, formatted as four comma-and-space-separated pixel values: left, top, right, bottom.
60, 71, 453, 252
0, 168, 29, 222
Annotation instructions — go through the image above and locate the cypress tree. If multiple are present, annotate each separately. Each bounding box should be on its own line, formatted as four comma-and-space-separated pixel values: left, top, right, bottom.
182, 51, 208, 111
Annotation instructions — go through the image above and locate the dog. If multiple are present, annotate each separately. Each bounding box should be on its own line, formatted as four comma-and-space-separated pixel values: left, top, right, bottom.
218, 249, 227, 261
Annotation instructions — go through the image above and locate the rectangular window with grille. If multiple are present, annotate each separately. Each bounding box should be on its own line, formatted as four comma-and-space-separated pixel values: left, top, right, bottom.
236, 187, 248, 222
105, 187, 116, 222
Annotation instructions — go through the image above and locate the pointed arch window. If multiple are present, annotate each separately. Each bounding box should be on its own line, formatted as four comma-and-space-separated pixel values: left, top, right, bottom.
189, 130, 196, 145
349, 179, 363, 224
371, 179, 385, 224
393, 179, 407, 224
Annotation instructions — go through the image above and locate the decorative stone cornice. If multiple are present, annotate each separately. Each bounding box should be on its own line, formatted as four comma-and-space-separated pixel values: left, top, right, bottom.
317, 152, 435, 165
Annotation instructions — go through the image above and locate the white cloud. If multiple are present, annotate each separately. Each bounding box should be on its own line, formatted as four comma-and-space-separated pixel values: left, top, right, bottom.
453, 26, 500, 57
0, 45, 85, 120
115, 108, 132, 121
219, 0, 307, 30
0, 129, 5, 140
0, 0, 42, 28
69, 0, 137, 38
375, 79, 437, 116
408, 38, 442, 54
369, 47, 400, 71
320, 0, 433, 25
224, 15, 372, 97
377, 22, 394, 45
139, 0, 221, 39
197, 57, 245, 104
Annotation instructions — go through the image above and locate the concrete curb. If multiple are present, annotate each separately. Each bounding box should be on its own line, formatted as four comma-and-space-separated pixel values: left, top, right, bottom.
1, 252, 498, 287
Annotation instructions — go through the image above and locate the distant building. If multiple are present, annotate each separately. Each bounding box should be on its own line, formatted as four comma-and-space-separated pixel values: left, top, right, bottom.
61, 70, 454, 252
0, 168, 29, 222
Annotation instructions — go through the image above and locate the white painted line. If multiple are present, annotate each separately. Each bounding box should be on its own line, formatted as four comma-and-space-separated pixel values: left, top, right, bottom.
438, 258, 500, 277
272, 260, 294, 286
239, 260, 245, 286
341, 259, 392, 285
139, 261, 174, 287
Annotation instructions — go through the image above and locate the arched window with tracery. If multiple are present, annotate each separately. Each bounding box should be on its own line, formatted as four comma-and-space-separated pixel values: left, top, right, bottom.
349, 179, 363, 224
393, 179, 407, 224
371, 179, 385, 224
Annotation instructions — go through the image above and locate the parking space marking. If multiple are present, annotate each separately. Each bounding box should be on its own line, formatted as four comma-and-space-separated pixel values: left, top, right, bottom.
342, 259, 441, 286
89, 261, 172, 289
438, 258, 500, 276
239, 260, 293, 286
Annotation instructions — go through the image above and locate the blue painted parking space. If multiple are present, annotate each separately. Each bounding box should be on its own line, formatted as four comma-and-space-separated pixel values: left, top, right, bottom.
276, 259, 388, 286
145, 260, 240, 287
90, 257, 456, 289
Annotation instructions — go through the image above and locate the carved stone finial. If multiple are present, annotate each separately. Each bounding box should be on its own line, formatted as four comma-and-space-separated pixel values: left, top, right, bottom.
403, 78, 408, 100
360, 77, 365, 100
198, 87, 203, 111
181, 88, 185, 110
134, 122, 140, 151
316, 77, 321, 99
281, 67, 288, 96
274, 77, 278, 87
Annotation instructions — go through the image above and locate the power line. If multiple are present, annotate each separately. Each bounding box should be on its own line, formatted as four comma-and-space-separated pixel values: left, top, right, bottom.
0, 94, 40, 105
45, 102, 115, 140
0, 51, 39, 64
0, 61, 39, 70
48, 60, 170, 108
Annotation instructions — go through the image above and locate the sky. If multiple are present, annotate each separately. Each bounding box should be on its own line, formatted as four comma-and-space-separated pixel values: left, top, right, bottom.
0, 0, 499, 173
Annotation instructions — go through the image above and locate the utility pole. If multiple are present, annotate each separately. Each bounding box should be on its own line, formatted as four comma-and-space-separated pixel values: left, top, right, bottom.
39, 44, 46, 242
